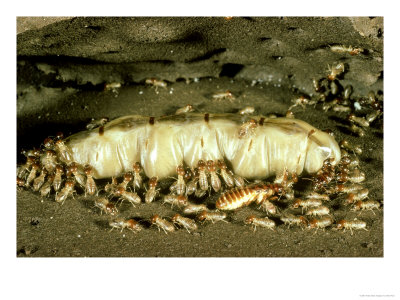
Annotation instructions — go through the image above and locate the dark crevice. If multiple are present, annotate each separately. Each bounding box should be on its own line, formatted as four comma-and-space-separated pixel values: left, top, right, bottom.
219, 63, 244, 78
258, 37, 272, 42
187, 48, 227, 63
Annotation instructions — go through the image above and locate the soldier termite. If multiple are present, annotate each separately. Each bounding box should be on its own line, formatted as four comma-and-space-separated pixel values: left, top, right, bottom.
132, 162, 143, 191
352, 200, 380, 214
327, 62, 345, 81
339, 140, 362, 155
306, 206, 330, 216
170, 165, 186, 195
206, 160, 221, 192
68, 162, 86, 188
197, 160, 208, 191
212, 90, 235, 101
308, 216, 334, 232
145, 177, 159, 203
109, 218, 142, 233
348, 114, 369, 128
171, 213, 198, 233
175, 104, 194, 115
40, 150, 57, 174
39, 174, 54, 198
280, 214, 308, 228
84, 165, 98, 196
349, 124, 365, 137
145, 78, 167, 92
217, 160, 235, 188
94, 197, 118, 215
163, 194, 188, 209
336, 219, 368, 235
239, 106, 255, 115
86, 117, 109, 130
114, 186, 141, 207
25, 163, 40, 187
244, 215, 275, 231
197, 211, 227, 223
55, 179, 76, 204
345, 188, 369, 204
238, 119, 258, 139
151, 215, 175, 234
118, 172, 133, 190
182, 203, 208, 215
292, 198, 322, 213
33, 168, 47, 192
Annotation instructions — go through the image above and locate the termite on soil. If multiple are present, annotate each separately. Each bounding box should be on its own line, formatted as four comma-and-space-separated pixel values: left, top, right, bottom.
307, 216, 334, 232
212, 90, 235, 101
109, 218, 142, 233
336, 219, 368, 235
182, 203, 208, 215
114, 186, 141, 207
339, 140, 362, 155
151, 214, 175, 234
39, 174, 54, 198
170, 165, 186, 195
33, 168, 47, 192
345, 188, 369, 204
55, 179, 76, 205
197, 211, 227, 223
348, 114, 369, 128
291, 198, 322, 213
280, 214, 308, 228
84, 165, 98, 196
163, 194, 188, 209
145, 177, 159, 203
239, 106, 255, 115
327, 62, 345, 81
25, 163, 40, 187
68, 162, 86, 188
175, 104, 194, 115
305, 206, 330, 216
171, 213, 198, 233
132, 162, 143, 191
118, 172, 133, 190
244, 215, 275, 231
94, 197, 118, 215
352, 200, 380, 214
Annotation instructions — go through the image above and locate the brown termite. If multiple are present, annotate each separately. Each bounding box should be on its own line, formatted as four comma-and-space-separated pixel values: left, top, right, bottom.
21, 148, 41, 158
308, 216, 334, 232
182, 203, 208, 215
347, 169, 366, 183
197, 160, 208, 191
289, 95, 310, 110
327, 62, 345, 81
163, 194, 188, 209
336, 219, 368, 235
132, 162, 143, 191
40, 150, 57, 174
348, 113, 369, 128
84, 165, 98, 196
25, 163, 40, 187
238, 119, 258, 138
109, 218, 142, 233
17, 177, 25, 188
339, 139, 362, 155
145, 78, 167, 92
86, 117, 109, 130
349, 124, 365, 137
67, 162, 86, 188
39, 174, 54, 198
280, 214, 308, 228
340, 151, 360, 169
285, 110, 295, 119
197, 211, 227, 223
94, 197, 118, 216
54, 139, 73, 163
239, 106, 255, 115
33, 168, 47, 192
217, 160, 235, 188
17, 155, 36, 178
206, 160, 221, 192
55, 179, 76, 204
292, 198, 322, 213
259, 200, 278, 215
352, 200, 380, 214
43, 137, 55, 150
305, 192, 330, 201
230, 170, 245, 188
185, 169, 199, 196
331, 183, 364, 194
118, 172, 133, 190
332, 105, 351, 113
171, 214, 198, 233
145, 176, 159, 203
114, 186, 141, 207
175, 104, 194, 115
170, 165, 186, 195
212, 90, 235, 101
305, 206, 330, 216
105, 177, 118, 194
330, 45, 363, 56
244, 215, 275, 232
150, 215, 175, 234
345, 188, 369, 204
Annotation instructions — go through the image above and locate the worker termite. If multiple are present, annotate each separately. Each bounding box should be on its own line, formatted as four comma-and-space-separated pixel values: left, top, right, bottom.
118, 172, 133, 190
322, 99, 338, 112
352, 200, 380, 214
54, 139, 73, 163
175, 104, 194, 115
185, 170, 199, 196
308, 216, 334, 232
349, 124, 365, 137
331, 183, 364, 194
84, 165, 98, 196
55, 179, 76, 204
217, 160, 235, 188
40, 150, 57, 174
345, 188, 369, 204
114, 186, 141, 207
94, 197, 119, 215
39, 174, 54, 198
86, 117, 109, 130
280, 214, 308, 228
17, 177, 25, 188
33, 168, 47, 192
171, 213, 198, 233
239, 106, 255, 115
170, 165, 186, 195
238, 119, 258, 139
67, 162, 86, 188
25, 163, 40, 188
182, 203, 208, 215
197, 160, 208, 191
348, 113, 369, 128
330, 45, 364, 56
206, 160, 221, 192
212, 90, 235, 101
347, 169, 366, 183
332, 105, 351, 113
163, 194, 188, 209
288, 95, 310, 111
305, 206, 330, 216
145, 78, 167, 92
259, 200, 278, 215
339, 140, 362, 155
327, 62, 345, 81
343, 85, 353, 101
150, 214, 175, 234
336, 219, 368, 235
17, 155, 36, 178
109, 218, 142, 233
132, 162, 143, 191
305, 192, 330, 201
145, 176, 159, 203
244, 215, 275, 231
105, 177, 118, 194
42, 137, 55, 150
292, 198, 322, 213
197, 211, 228, 223
366, 110, 381, 124
231, 170, 245, 188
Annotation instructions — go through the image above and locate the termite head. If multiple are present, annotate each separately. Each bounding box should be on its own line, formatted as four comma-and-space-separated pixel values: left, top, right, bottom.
176, 195, 188, 207
55, 132, 64, 140
292, 199, 302, 208
84, 165, 93, 175
206, 160, 216, 172
114, 186, 125, 196
286, 110, 295, 119
65, 179, 75, 189
133, 162, 142, 173
31, 162, 41, 171
184, 169, 192, 181
308, 219, 318, 229
123, 172, 133, 182
197, 211, 207, 221
171, 214, 180, 223
299, 216, 308, 226
225, 90, 233, 98
176, 165, 185, 176
244, 215, 256, 225
353, 200, 363, 210
272, 183, 284, 194
150, 214, 160, 224
336, 220, 347, 230
43, 137, 54, 149
68, 162, 78, 174
17, 177, 25, 187
345, 193, 356, 204
197, 160, 206, 171
106, 203, 118, 215
149, 177, 158, 188
217, 160, 227, 170
126, 219, 140, 229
